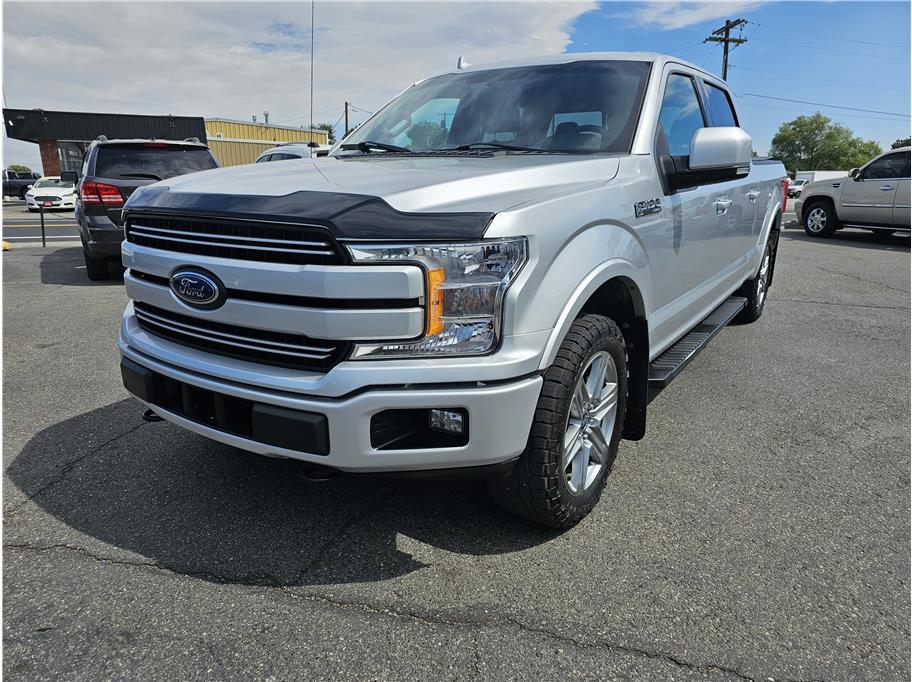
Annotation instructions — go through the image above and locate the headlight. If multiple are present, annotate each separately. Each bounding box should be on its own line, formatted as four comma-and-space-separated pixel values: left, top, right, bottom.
346, 237, 528, 358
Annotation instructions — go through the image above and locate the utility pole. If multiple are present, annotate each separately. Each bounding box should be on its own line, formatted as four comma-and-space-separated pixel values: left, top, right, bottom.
344, 101, 349, 137
703, 18, 747, 80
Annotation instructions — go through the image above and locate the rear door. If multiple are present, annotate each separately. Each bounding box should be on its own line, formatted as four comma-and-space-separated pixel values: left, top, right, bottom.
840, 151, 905, 225
892, 151, 910, 228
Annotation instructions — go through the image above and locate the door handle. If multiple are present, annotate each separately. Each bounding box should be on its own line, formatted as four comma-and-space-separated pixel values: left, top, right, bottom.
880, 185, 895, 191
746, 190, 760, 204
714, 198, 733, 215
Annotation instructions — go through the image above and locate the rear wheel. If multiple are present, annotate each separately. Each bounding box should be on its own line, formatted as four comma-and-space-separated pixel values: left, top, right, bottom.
487, 314, 627, 528
735, 239, 773, 324
83, 250, 111, 281
803, 200, 837, 237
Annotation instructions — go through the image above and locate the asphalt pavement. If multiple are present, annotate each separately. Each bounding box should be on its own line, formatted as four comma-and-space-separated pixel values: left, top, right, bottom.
3, 228, 910, 680
2, 200, 80, 246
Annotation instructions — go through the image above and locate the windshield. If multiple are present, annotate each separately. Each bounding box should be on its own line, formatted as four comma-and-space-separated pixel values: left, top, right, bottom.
339, 60, 651, 155
95, 145, 218, 179
34, 178, 74, 189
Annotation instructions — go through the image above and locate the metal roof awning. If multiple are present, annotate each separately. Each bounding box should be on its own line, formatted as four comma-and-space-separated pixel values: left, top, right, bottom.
3, 108, 207, 143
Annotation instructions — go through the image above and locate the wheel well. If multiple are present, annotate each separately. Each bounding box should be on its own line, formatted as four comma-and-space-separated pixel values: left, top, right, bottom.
801, 195, 836, 223
578, 277, 648, 441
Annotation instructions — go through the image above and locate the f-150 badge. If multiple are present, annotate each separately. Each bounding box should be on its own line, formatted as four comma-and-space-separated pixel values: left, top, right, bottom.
634, 198, 662, 218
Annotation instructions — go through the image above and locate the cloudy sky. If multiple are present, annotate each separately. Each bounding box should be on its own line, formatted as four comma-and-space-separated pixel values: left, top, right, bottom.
3, 1, 910, 171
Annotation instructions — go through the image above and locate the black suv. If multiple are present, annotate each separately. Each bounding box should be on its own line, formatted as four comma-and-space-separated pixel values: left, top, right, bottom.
62, 137, 218, 280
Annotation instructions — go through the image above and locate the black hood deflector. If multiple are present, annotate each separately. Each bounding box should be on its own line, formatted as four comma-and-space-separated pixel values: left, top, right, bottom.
124, 188, 494, 241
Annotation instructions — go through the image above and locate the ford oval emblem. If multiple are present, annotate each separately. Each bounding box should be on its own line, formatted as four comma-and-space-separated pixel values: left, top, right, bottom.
169, 270, 225, 309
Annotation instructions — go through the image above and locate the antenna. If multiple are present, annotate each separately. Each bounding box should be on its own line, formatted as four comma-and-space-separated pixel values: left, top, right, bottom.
457, 56, 470, 70
309, 0, 315, 141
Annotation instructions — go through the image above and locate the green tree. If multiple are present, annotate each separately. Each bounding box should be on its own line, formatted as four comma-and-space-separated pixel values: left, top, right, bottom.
314, 122, 336, 145
891, 137, 911, 149
7, 164, 32, 173
406, 122, 447, 150
768, 112, 882, 172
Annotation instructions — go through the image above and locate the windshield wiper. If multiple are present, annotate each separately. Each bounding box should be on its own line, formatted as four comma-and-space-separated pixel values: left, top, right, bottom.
438, 142, 549, 153
119, 172, 164, 181
339, 140, 413, 153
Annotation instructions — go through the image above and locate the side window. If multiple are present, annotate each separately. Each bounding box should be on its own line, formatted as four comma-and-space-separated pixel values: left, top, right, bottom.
256, 154, 272, 163
862, 153, 907, 180
658, 74, 706, 157
703, 82, 738, 127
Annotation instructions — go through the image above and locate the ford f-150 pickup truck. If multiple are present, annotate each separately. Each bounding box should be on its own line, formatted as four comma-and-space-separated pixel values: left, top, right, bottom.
119, 53, 786, 528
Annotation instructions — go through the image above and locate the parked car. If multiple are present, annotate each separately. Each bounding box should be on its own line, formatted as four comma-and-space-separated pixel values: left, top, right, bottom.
2, 169, 41, 199
796, 147, 910, 237
118, 53, 786, 528
61, 136, 218, 280
24, 176, 78, 211
787, 178, 807, 198
255, 143, 315, 163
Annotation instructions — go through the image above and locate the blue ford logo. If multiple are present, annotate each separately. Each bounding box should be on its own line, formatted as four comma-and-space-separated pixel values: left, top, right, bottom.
170, 270, 224, 309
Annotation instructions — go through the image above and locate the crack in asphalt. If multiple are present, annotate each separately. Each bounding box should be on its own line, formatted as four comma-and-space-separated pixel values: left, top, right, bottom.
813, 266, 910, 295
5, 420, 149, 516
772, 297, 910, 311
4, 541, 801, 682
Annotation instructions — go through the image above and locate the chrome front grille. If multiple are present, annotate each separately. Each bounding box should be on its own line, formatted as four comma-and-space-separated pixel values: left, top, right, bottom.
134, 302, 350, 370
125, 214, 345, 266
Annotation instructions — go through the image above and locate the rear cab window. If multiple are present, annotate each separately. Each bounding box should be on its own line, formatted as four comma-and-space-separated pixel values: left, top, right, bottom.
702, 82, 738, 127
94, 144, 218, 179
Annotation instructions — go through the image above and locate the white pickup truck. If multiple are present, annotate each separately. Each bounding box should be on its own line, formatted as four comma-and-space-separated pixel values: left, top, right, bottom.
119, 53, 786, 527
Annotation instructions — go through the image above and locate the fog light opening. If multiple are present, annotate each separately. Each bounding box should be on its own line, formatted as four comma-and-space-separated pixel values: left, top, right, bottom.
429, 408, 466, 435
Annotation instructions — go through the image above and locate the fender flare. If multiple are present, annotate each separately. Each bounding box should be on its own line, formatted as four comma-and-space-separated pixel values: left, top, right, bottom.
538, 259, 649, 371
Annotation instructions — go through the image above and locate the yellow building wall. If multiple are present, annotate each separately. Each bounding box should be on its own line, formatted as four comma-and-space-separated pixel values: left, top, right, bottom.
205, 119, 327, 145
207, 140, 274, 167
204, 119, 328, 167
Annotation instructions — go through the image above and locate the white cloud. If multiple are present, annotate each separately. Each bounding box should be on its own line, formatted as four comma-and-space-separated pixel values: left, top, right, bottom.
617, 1, 766, 30
3, 1, 596, 171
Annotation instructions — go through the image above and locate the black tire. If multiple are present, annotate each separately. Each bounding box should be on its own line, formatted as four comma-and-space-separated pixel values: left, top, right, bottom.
487, 314, 627, 529
735, 238, 773, 324
83, 250, 111, 281
803, 199, 837, 237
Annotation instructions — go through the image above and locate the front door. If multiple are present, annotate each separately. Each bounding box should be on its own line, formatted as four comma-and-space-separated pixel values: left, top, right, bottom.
840, 151, 907, 225
892, 151, 911, 228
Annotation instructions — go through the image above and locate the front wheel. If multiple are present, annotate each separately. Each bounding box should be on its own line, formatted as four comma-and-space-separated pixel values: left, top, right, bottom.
803, 200, 837, 237
487, 314, 627, 528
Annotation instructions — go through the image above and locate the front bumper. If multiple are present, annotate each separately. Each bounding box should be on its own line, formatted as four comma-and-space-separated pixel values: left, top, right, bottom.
119, 341, 542, 472
26, 196, 76, 210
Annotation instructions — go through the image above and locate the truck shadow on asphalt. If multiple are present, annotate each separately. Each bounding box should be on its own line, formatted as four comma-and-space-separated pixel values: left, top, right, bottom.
8, 399, 557, 586
780, 228, 911, 252
39, 247, 123, 287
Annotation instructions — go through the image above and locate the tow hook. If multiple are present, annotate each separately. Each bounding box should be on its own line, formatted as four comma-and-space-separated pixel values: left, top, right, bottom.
142, 408, 164, 423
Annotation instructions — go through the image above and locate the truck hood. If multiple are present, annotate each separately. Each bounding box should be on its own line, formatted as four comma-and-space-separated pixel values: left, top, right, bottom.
150, 154, 620, 215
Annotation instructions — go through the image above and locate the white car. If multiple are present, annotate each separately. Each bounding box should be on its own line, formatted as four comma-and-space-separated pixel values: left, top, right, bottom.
787, 179, 807, 198
25, 176, 78, 211
254, 143, 315, 163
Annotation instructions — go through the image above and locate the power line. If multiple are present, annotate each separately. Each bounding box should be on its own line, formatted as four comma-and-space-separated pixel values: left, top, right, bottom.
703, 18, 748, 80
273, 106, 339, 126
749, 20, 908, 49
760, 37, 910, 62
736, 92, 910, 118
729, 64, 909, 93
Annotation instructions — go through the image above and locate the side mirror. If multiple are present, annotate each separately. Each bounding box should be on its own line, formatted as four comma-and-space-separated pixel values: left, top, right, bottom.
849, 168, 860, 180
60, 170, 79, 183
689, 127, 752, 171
